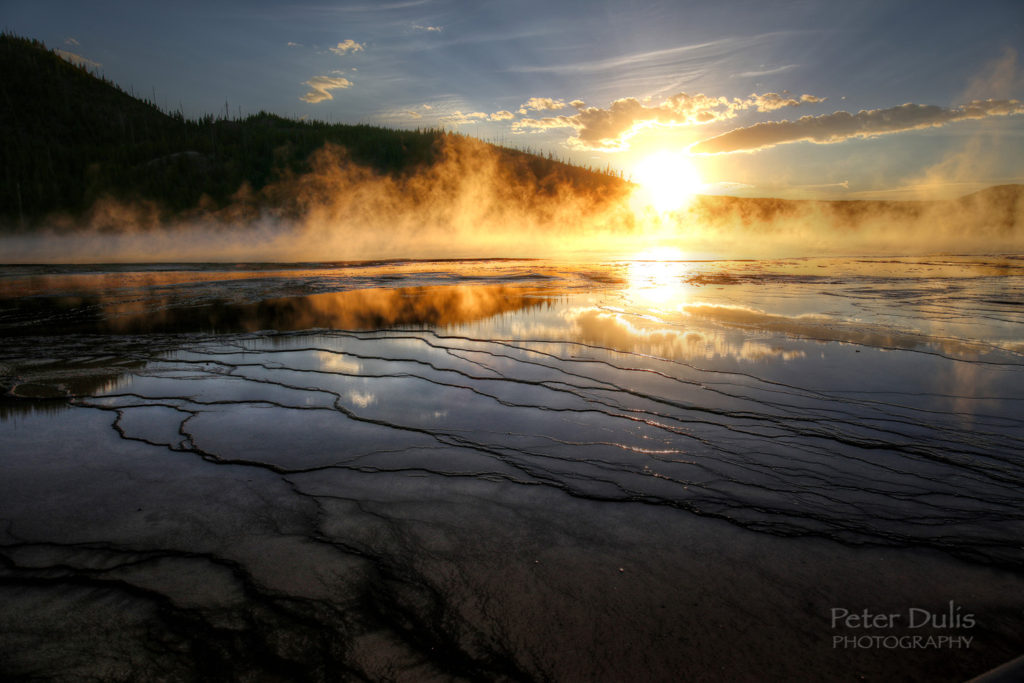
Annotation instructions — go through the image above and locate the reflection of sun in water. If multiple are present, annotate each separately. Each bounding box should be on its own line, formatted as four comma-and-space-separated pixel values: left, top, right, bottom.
632, 151, 703, 212
626, 247, 694, 308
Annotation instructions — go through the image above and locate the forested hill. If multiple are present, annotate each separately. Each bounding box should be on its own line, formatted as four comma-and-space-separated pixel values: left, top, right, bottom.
0, 34, 626, 230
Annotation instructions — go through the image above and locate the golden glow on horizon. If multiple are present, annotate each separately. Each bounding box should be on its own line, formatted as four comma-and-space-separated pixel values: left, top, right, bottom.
631, 151, 703, 212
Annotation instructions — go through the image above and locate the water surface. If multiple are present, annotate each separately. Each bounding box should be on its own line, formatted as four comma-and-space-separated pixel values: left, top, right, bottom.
2, 256, 1023, 680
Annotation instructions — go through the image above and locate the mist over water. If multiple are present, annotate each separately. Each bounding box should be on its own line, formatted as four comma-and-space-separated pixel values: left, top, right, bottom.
2, 136, 1021, 263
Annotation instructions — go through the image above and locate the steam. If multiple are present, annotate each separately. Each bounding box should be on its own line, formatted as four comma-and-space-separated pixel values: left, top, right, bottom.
898, 48, 1024, 198
1, 133, 1020, 263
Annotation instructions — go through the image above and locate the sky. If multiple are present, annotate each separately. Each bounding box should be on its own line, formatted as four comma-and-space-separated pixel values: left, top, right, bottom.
6, 0, 1024, 198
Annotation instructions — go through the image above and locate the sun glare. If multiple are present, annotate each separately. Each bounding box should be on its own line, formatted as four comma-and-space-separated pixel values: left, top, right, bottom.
632, 151, 703, 212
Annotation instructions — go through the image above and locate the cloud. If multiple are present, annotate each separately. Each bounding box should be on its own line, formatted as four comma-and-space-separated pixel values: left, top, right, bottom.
329, 39, 365, 55
751, 92, 825, 112
402, 110, 423, 119
691, 99, 1024, 154
489, 110, 515, 121
300, 75, 354, 103
64, 37, 79, 46
519, 97, 567, 113
413, 24, 443, 32
287, 41, 303, 47
511, 116, 576, 134
733, 64, 798, 78
442, 110, 489, 125
511, 91, 822, 151
54, 49, 102, 70
509, 37, 737, 75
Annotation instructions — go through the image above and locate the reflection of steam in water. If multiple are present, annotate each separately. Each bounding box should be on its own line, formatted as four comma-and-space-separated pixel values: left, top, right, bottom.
0, 284, 552, 335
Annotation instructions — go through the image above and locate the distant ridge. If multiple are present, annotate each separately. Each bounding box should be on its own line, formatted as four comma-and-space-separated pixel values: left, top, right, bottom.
688, 184, 1024, 233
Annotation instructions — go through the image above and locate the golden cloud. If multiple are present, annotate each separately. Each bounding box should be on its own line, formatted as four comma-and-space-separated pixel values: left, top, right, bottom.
692, 99, 1024, 154
300, 75, 354, 103
511, 91, 823, 151
329, 39, 365, 56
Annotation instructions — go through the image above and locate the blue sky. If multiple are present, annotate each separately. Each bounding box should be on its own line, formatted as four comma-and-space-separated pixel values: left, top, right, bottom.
7, 0, 1024, 197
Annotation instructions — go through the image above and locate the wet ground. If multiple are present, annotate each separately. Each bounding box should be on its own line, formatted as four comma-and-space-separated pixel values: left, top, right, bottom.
1, 256, 1023, 681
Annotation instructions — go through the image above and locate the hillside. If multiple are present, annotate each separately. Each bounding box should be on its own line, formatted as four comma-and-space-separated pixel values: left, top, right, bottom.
0, 34, 626, 230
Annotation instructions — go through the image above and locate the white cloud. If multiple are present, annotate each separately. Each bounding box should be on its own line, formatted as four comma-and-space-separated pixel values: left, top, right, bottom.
287, 41, 303, 47
300, 75, 354, 103
54, 49, 101, 70
489, 110, 515, 121
413, 24, 443, 32
64, 37, 79, 46
691, 99, 1024, 154
329, 39, 365, 56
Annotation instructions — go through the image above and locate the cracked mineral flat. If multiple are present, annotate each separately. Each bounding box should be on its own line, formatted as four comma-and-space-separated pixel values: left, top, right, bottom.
2, 257, 1023, 681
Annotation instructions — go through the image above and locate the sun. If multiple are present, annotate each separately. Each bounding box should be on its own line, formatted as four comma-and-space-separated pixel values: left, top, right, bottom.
632, 151, 704, 212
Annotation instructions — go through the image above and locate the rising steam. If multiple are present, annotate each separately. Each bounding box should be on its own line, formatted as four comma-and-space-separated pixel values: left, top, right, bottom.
0, 133, 1021, 263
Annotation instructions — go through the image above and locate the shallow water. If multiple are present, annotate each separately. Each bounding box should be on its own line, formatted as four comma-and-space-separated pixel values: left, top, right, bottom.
2, 256, 1023, 680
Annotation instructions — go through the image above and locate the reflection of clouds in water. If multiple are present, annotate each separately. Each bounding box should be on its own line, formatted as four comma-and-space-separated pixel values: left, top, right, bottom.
571, 308, 805, 363
1000, 340, 1024, 354
680, 303, 1001, 360
317, 352, 361, 374
347, 390, 376, 409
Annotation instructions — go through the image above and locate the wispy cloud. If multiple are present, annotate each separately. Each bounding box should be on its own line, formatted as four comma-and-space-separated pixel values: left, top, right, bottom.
691, 99, 1024, 154
329, 39, 365, 56
733, 64, 798, 78
287, 41, 303, 48
64, 37, 79, 46
442, 111, 490, 125
412, 24, 443, 32
512, 91, 822, 151
54, 49, 101, 70
300, 75, 354, 103
509, 38, 736, 75
331, 0, 429, 10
